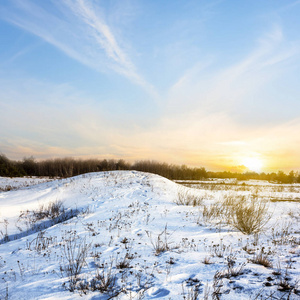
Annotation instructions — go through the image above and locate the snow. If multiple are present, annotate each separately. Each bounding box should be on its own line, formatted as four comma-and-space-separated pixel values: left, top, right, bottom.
0, 171, 299, 299
0, 177, 54, 191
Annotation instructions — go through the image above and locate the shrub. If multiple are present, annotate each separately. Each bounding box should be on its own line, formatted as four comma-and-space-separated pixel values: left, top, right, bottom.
229, 197, 272, 235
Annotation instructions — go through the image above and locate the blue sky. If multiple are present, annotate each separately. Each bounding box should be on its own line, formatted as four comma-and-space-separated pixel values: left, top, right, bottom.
0, 0, 300, 172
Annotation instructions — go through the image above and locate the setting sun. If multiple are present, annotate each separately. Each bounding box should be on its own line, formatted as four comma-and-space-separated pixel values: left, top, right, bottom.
242, 157, 263, 172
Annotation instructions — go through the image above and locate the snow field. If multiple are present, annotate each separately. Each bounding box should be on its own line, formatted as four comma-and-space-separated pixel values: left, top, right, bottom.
0, 171, 299, 299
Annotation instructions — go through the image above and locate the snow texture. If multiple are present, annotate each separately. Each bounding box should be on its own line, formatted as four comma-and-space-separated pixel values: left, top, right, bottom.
0, 171, 299, 299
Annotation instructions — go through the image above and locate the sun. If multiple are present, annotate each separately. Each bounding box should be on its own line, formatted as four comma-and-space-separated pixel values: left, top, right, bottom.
241, 157, 263, 172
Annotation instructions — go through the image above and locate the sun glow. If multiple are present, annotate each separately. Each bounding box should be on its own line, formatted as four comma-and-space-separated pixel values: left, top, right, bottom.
242, 157, 263, 172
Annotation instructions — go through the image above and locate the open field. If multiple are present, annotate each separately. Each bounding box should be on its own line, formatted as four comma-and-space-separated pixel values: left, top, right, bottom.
175, 180, 300, 203
0, 171, 299, 299
0, 177, 54, 192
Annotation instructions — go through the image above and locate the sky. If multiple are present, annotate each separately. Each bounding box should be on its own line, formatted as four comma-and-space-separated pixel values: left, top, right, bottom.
0, 0, 300, 173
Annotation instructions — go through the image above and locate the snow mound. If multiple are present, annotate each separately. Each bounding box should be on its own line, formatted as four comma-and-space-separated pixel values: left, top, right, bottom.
0, 171, 299, 299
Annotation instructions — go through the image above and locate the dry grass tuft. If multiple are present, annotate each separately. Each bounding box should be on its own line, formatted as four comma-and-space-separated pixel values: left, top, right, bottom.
229, 197, 272, 235
176, 187, 203, 206
146, 225, 173, 256
250, 248, 273, 268
60, 233, 91, 291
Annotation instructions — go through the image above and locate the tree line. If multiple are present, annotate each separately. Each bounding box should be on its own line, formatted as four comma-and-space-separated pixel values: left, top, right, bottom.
0, 154, 299, 183
0, 154, 207, 180
207, 170, 300, 184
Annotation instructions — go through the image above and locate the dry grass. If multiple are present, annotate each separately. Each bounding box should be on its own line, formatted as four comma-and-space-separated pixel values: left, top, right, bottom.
198, 193, 236, 225
176, 187, 203, 206
229, 196, 272, 235
146, 225, 173, 256
182, 280, 201, 300
202, 202, 223, 222
214, 262, 246, 279
250, 249, 273, 268
18, 200, 65, 226
60, 233, 91, 291
202, 256, 213, 264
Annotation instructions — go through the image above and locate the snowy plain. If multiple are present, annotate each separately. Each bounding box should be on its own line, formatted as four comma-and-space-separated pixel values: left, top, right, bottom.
0, 177, 53, 192
0, 171, 299, 299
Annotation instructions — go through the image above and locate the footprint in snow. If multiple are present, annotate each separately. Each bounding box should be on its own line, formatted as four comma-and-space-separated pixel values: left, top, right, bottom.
147, 287, 170, 298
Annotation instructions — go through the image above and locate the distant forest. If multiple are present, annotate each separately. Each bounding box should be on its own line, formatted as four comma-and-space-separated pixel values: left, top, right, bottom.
0, 154, 299, 183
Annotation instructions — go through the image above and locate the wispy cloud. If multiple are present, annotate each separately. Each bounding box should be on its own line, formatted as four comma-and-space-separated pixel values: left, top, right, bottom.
61, 0, 152, 89
0, 0, 154, 92
167, 25, 299, 116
